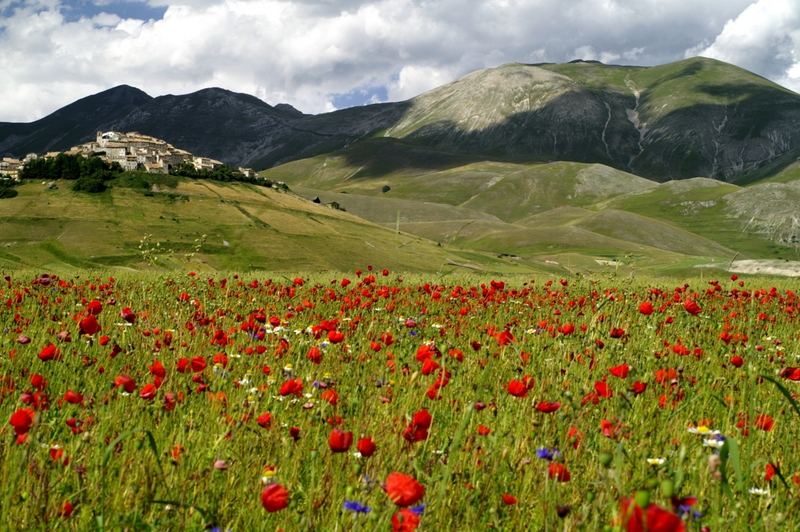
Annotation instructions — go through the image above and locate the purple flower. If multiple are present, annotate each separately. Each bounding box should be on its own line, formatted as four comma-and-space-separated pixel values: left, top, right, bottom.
343, 500, 371, 514
536, 447, 561, 461
410, 504, 426, 515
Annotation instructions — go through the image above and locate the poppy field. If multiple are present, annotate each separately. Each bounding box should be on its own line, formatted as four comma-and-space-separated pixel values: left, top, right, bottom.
1, 270, 799, 531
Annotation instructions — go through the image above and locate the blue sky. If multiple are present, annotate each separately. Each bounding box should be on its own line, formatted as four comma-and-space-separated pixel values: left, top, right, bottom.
59, 1, 167, 22
0, 0, 798, 121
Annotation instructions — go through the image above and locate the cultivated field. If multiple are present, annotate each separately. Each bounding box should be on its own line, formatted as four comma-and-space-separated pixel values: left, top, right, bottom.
1, 270, 798, 530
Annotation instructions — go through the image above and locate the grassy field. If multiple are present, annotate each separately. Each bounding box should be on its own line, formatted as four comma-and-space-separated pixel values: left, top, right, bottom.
1, 270, 798, 530
0, 179, 531, 275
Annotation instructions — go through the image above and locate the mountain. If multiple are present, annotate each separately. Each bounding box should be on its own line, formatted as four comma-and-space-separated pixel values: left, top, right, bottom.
2, 57, 799, 181
0, 85, 152, 156
379, 58, 800, 181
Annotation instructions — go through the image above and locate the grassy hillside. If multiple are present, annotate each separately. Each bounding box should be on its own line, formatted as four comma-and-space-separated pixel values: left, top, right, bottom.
0, 179, 528, 273
263, 145, 800, 272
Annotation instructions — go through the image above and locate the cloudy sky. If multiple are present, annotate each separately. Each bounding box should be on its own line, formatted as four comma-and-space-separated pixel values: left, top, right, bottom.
1, 0, 798, 121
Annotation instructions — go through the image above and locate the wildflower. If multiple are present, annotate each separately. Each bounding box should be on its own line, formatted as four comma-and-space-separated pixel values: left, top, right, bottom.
687, 425, 719, 436
391, 508, 420, 531
502, 493, 517, 505
536, 447, 561, 461
328, 429, 353, 453
385, 472, 425, 507
749, 487, 770, 496
639, 301, 654, 315
647, 458, 666, 466
535, 401, 560, 413
357, 437, 376, 457
683, 299, 702, 316
343, 500, 371, 514
260, 483, 289, 512
618, 497, 685, 531
548, 462, 571, 482
9, 408, 34, 435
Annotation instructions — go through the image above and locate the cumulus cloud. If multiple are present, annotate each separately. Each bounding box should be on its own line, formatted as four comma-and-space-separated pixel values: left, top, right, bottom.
0, 0, 790, 122
697, 0, 800, 93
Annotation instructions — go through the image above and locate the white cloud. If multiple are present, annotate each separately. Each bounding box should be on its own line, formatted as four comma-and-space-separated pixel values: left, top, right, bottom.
0, 0, 787, 122
698, 0, 800, 93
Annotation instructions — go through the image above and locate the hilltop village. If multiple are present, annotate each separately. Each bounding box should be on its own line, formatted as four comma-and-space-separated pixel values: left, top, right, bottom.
0, 131, 256, 181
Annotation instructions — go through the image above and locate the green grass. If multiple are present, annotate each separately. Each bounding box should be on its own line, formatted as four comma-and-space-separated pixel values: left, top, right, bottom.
0, 179, 531, 274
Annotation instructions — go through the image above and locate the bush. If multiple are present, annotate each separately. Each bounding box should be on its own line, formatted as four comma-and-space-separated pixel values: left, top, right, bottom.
72, 177, 107, 193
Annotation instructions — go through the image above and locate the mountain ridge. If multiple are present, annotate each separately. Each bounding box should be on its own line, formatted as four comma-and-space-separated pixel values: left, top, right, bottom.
2, 57, 799, 182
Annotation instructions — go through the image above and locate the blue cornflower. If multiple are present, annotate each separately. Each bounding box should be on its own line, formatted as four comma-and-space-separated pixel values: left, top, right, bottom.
343, 500, 371, 514
410, 504, 426, 515
536, 447, 561, 461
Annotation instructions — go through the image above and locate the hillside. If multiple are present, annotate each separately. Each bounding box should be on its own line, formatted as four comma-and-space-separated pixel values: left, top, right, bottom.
0, 179, 523, 273
2, 57, 799, 181
263, 143, 800, 272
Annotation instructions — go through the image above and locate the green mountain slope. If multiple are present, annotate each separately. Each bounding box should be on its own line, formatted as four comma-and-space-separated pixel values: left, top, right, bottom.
0, 179, 525, 273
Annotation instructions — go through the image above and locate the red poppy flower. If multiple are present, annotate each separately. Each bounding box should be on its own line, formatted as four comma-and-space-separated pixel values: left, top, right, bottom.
548, 462, 571, 482
766, 463, 776, 483
755, 413, 774, 432
618, 497, 685, 532
609, 364, 630, 379
120, 307, 137, 324
139, 383, 157, 400
328, 330, 345, 344
730, 355, 744, 368
321, 389, 339, 405
610, 327, 626, 339
638, 301, 654, 315
477, 424, 491, 435
87, 299, 103, 315
79, 315, 101, 336
536, 401, 561, 413
780, 367, 800, 380
60, 500, 74, 518
63, 390, 83, 404
391, 508, 421, 532
190, 356, 206, 372
412, 409, 432, 429
496, 329, 514, 346
38, 343, 60, 362
507, 379, 528, 398
594, 380, 613, 398
631, 381, 647, 395
279, 378, 303, 397
501, 493, 517, 505
257, 412, 272, 428
114, 374, 136, 393
9, 408, 34, 435
357, 437, 376, 456
558, 323, 575, 335
306, 346, 322, 364
328, 429, 353, 453
683, 299, 702, 316
260, 483, 289, 512
385, 472, 425, 507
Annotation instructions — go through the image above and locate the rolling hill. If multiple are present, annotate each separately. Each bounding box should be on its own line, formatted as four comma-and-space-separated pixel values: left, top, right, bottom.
0, 178, 526, 273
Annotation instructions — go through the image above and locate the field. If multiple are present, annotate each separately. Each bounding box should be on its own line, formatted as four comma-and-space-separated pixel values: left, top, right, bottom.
1, 269, 799, 531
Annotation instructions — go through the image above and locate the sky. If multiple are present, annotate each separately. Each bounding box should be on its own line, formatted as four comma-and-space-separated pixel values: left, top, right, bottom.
0, 0, 799, 122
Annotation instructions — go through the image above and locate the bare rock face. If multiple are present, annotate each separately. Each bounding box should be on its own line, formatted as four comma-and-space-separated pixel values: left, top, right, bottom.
1, 57, 799, 182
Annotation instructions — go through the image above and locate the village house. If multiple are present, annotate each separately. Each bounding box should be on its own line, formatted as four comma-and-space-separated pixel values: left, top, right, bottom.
0, 157, 22, 180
